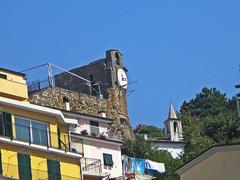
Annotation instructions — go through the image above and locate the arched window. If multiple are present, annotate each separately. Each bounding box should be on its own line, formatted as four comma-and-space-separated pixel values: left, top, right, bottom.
115, 52, 120, 65
174, 122, 178, 133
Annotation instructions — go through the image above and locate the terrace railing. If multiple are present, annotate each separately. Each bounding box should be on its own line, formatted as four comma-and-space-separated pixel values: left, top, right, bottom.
81, 158, 102, 174
0, 123, 83, 155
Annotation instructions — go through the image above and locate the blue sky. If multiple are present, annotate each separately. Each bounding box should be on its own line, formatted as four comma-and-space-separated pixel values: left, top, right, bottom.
1, 0, 240, 128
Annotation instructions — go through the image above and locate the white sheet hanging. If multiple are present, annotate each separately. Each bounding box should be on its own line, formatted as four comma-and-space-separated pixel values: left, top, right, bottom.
145, 159, 165, 173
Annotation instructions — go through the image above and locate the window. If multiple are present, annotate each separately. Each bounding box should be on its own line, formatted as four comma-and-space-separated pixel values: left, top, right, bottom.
0, 73, 7, 80
0, 113, 5, 136
47, 159, 61, 180
32, 121, 48, 145
17, 153, 32, 180
0, 112, 12, 138
15, 117, 30, 142
103, 153, 114, 167
174, 122, 178, 133
115, 52, 120, 65
15, 117, 48, 146
90, 121, 99, 136
120, 118, 125, 125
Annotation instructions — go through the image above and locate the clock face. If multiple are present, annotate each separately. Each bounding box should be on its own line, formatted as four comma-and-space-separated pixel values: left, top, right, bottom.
117, 69, 128, 89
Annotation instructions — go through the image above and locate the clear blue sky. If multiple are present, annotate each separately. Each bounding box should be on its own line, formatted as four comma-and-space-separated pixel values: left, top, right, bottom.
1, 0, 240, 128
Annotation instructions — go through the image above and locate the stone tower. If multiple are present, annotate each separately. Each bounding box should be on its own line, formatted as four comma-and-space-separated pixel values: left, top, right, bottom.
50, 49, 133, 138
54, 49, 127, 99
164, 104, 183, 141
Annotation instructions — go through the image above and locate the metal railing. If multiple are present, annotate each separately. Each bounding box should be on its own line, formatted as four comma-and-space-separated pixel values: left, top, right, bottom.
27, 79, 50, 94
71, 128, 122, 142
0, 123, 83, 154
107, 132, 122, 141
81, 158, 102, 174
1, 163, 80, 180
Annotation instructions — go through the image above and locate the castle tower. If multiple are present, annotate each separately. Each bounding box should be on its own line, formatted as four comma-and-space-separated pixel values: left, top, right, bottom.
164, 104, 183, 141
52, 49, 133, 138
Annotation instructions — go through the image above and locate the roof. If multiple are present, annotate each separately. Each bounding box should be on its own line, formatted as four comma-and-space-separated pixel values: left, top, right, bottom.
0, 96, 78, 125
168, 104, 177, 119
175, 144, 240, 175
58, 108, 113, 123
0, 67, 26, 77
71, 132, 123, 145
150, 138, 185, 144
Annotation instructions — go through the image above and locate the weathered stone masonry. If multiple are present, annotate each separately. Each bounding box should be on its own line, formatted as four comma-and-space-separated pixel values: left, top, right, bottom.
29, 87, 133, 139
29, 49, 134, 139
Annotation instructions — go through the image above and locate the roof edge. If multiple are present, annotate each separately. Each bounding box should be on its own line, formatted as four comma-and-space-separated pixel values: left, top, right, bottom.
175, 144, 240, 175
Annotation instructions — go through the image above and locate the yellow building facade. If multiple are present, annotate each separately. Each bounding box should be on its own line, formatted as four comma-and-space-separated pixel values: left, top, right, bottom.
0, 68, 83, 180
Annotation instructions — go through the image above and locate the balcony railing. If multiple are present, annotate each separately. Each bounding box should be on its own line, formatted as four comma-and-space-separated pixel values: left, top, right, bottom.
71, 128, 122, 142
107, 132, 122, 141
0, 123, 83, 154
1, 163, 80, 180
81, 158, 102, 174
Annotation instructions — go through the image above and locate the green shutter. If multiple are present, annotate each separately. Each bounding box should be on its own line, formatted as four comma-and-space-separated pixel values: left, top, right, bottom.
3, 112, 12, 138
0, 150, 2, 175
17, 153, 32, 180
103, 153, 114, 167
90, 121, 99, 127
47, 159, 61, 180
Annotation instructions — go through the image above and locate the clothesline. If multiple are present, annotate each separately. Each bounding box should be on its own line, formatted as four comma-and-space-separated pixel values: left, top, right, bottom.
122, 155, 165, 176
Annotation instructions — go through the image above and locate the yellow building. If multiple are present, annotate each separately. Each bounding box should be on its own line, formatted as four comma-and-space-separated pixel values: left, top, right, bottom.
0, 68, 83, 180
175, 144, 240, 180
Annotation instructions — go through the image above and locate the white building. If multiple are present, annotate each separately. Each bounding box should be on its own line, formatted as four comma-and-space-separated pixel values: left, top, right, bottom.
150, 104, 185, 159
62, 109, 123, 180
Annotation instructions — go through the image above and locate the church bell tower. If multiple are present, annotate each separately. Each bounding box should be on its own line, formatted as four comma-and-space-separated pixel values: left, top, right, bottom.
164, 104, 183, 141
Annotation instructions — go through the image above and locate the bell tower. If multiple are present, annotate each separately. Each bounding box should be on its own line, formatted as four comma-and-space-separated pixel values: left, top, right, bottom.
164, 104, 183, 141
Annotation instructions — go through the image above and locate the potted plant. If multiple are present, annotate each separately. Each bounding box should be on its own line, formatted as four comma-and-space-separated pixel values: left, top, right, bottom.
80, 130, 88, 136
99, 134, 107, 140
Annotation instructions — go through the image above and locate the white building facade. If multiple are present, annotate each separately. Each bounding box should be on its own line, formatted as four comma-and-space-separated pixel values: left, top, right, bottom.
151, 104, 185, 159
62, 110, 123, 179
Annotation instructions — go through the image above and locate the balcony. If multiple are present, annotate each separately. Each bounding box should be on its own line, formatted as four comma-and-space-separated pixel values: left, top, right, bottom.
81, 158, 102, 176
0, 123, 83, 155
107, 132, 122, 142
1, 163, 80, 180
70, 127, 122, 143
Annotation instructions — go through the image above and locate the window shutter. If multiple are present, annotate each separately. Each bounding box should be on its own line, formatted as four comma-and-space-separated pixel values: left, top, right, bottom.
47, 159, 61, 180
4, 112, 12, 138
0, 150, 2, 175
103, 153, 114, 167
90, 121, 99, 127
17, 153, 32, 180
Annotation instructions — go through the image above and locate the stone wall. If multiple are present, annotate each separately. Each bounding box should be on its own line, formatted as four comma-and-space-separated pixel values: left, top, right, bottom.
29, 87, 133, 139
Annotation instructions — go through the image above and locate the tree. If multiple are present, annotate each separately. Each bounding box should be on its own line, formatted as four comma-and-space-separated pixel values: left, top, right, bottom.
134, 124, 165, 138
121, 137, 151, 158
180, 87, 228, 118
123, 87, 240, 179
149, 150, 182, 180
122, 137, 181, 180
180, 87, 240, 162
